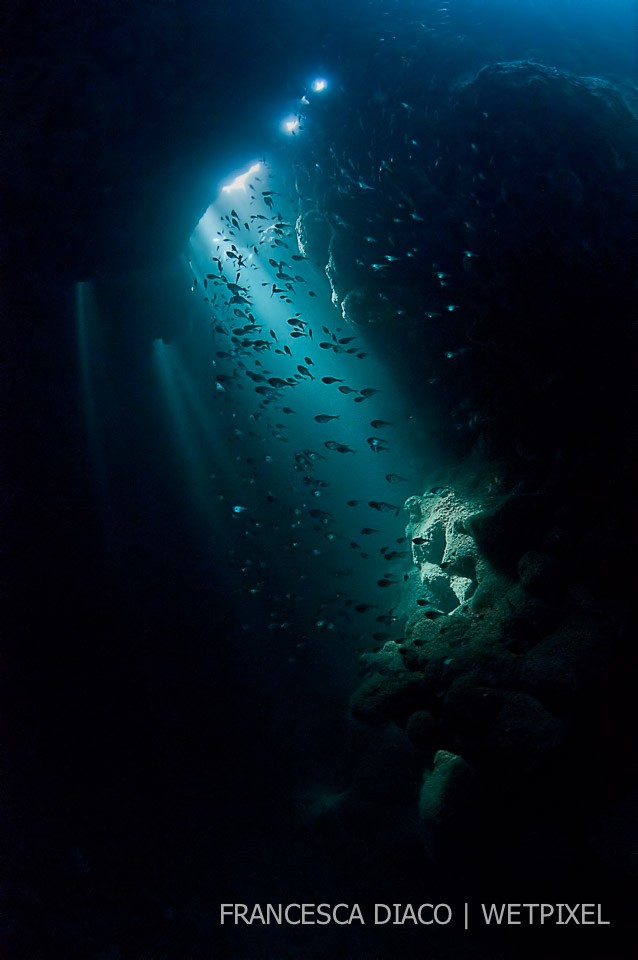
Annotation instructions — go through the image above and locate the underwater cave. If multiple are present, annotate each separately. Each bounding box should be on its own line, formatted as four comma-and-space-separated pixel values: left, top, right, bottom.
3, 2, 637, 958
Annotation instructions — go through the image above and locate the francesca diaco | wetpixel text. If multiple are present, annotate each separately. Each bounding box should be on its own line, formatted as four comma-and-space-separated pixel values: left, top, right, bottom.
220, 903, 612, 926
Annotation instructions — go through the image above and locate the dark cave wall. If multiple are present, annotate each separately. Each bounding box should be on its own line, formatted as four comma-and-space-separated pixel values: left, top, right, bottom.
3, 0, 357, 280
294, 59, 638, 478
291, 54, 638, 879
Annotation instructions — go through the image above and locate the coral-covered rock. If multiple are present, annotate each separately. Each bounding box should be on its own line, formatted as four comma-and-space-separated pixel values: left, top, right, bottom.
359, 640, 406, 677
518, 549, 563, 599
351, 672, 428, 725
405, 487, 479, 616
418, 750, 474, 852
443, 681, 564, 766
406, 710, 446, 752
466, 492, 549, 575
295, 210, 332, 265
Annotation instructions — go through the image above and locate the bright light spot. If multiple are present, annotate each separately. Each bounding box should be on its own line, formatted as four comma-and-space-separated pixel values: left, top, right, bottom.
312, 78, 328, 92
282, 115, 301, 135
222, 162, 262, 193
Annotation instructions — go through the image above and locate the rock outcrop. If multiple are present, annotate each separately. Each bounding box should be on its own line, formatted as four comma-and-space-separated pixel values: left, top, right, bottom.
351, 476, 630, 867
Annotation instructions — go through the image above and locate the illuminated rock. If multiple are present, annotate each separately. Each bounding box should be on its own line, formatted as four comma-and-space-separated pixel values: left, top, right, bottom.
405, 487, 479, 616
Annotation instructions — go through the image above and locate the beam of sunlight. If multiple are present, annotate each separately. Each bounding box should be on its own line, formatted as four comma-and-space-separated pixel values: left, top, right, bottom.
182, 159, 433, 657
75, 281, 109, 509
222, 161, 263, 194
152, 338, 222, 529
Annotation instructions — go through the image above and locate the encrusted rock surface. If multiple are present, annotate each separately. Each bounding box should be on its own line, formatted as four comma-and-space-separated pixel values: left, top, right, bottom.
418, 749, 475, 852
404, 488, 480, 617
352, 477, 629, 866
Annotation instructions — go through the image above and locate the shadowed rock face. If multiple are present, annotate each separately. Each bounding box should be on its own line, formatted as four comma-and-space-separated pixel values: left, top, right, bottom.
291, 56, 638, 873
352, 482, 615, 857
293, 58, 638, 473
